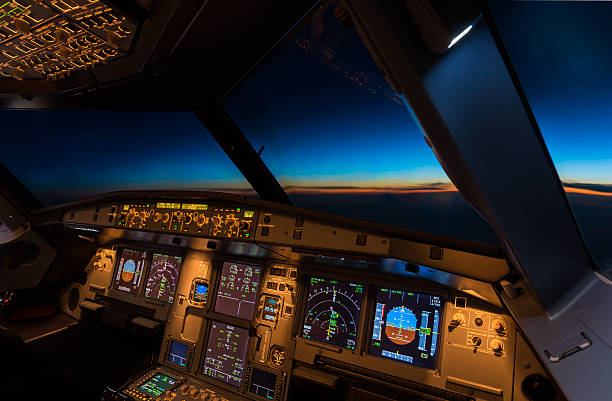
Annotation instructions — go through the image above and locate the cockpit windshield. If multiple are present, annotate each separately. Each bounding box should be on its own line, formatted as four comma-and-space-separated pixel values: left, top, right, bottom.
491, 0, 612, 274
223, 3, 498, 244
0, 111, 254, 206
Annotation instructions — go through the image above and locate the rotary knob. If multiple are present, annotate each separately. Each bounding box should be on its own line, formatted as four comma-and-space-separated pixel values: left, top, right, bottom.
162, 212, 170, 223
225, 214, 237, 226
450, 313, 465, 326
184, 213, 193, 225
153, 213, 162, 222
490, 339, 504, 353
197, 215, 207, 226
212, 215, 222, 226
493, 319, 506, 334
175, 211, 184, 222
472, 336, 483, 347
179, 384, 189, 395
190, 386, 200, 398
240, 221, 251, 231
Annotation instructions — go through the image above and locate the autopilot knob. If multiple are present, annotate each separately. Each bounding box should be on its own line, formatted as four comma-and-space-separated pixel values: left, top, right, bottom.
153, 213, 162, 222
471, 336, 483, 347
190, 386, 200, 398
184, 213, 193, 225
197, 215, 207, 226
240, 220, 251, 231
490, 339, 504, 353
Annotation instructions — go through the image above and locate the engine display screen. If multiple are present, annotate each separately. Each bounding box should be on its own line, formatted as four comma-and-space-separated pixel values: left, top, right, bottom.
168, 340, 189, 367
370, 288, 443, 370
113, 249, 147, 294
138, 373, 177, 397
144, 253, 183, 303
203, 321, 249, 387
249, 368, 277, 400
301, 277, 363, 349
214, 262, 262, 320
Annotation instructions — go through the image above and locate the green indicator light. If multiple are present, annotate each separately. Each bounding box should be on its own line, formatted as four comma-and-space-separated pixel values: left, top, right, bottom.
237, 208, 241, 212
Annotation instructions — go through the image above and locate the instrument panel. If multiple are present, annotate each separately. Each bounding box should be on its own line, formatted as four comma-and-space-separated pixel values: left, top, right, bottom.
116, 202, 258, 240
62, 242, 522, 401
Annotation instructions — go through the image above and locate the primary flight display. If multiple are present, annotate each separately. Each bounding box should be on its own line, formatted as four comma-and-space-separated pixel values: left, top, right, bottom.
113, 249, 147, 294
370, 288, 443, 370
301, 277, 363, 349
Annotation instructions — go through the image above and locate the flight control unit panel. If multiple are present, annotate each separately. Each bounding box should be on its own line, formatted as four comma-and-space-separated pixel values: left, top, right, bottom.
66, 244, 527, 401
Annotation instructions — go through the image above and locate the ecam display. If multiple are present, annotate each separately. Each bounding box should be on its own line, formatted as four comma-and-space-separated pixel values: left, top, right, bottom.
214, 262, 262, 320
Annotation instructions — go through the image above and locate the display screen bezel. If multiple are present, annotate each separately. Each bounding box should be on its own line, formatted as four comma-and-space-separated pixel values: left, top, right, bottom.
248, 364, 280, 401
164, 336, 195, 371
366, 286, 446, 371
299, 275, 365, 350
211, 260, 264, 321
137, 373, 178, 397
143, 251, 184, 304
200, 320, 251, 388
111, 248, 149, 295
167, 339, 190, 367
190, 278, 210, 305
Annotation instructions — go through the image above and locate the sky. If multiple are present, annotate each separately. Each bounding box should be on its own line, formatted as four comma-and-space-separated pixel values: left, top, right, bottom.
0, 111, 252, 205
1, 1, 612, 270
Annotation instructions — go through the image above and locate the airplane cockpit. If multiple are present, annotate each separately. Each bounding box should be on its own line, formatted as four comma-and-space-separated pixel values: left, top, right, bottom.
0, 1, 610, 400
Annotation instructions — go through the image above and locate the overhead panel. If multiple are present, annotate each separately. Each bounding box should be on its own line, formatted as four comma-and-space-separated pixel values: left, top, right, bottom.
0, 0, 137, 82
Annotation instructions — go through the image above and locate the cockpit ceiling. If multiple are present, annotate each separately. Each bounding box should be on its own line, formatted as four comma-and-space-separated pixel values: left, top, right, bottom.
0, 0, 138, 82
0, 0, 320, 107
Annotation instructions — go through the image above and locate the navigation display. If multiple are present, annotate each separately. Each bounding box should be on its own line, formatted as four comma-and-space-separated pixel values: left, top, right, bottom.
138, 373, 177, 397
249, 368, 277, 400
203, 321, 249, 387
144, 253, 183, 303
168, 340, 189, 367
113, 249, 147, 294
214, 262, 262, 320
370, 288, 443, 370
301, 277, 363, 349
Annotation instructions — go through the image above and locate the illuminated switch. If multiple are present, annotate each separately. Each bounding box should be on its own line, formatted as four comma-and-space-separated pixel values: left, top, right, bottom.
261, 226, 269, 236
278, 283, 285, 291
266, 282, 278, 290
356, 234, 367, 246
292, 229, 302, 240
295, 216, 304, 227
